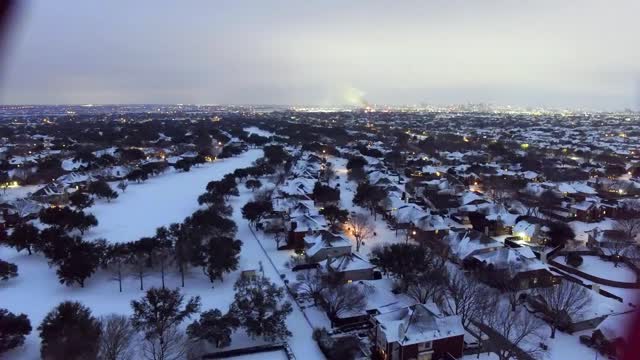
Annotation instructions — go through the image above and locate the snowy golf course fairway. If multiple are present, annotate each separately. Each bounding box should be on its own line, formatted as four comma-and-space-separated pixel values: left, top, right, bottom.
86, 149, 263, 244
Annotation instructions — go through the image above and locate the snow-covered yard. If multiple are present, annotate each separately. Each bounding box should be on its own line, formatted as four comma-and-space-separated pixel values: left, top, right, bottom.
555, 255, 637, 283
331, 156, 406, 257
546, 331, 600, 360
1, 150, 324, 360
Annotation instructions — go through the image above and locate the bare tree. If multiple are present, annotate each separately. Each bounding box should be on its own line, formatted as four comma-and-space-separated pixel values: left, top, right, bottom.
273, 229, 284, 249
320, 162, 336, 183
626, 245, 640, 268
614, 218, 640, 243
140, 326, 187, 360
438, 271, 493, 328
117, 181, 128, 193
152, 242, 174, 290
348, 213, 375, 252
482, 176, 516, 205
321, 284, 366, 327
99, 314, 136, 360
403, 257, 448, 304
534, 280, 591, 338
294, 269, 326, 305
127, 252, 149, 291
106, 245, 129, 293
605, 228, 633, 267
485, 302, 547, 360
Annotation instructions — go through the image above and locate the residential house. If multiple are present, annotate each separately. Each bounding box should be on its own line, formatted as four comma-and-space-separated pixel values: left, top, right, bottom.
287, 214, 327, 249
321, 253, 375, 284
305, 230, 352, 262
445, 229, 503, 264
464, 246, 558, 290
372, 304, 465, 360
512, 217, 549, 245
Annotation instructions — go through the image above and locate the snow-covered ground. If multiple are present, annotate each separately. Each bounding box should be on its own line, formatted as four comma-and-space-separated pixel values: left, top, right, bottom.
546, 331, 600, 360
0, 184, 43, 202
1, 150, 324, 360
462, 353, 498, 360
555, 255, 637, 283
230, 350, 288, 360
85, 149, 262, 243
243, 126, 275, 138
331, 156, 405, 257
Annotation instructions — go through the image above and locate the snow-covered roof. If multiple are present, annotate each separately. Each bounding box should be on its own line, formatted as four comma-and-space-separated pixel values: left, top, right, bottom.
289, 214, 327, 232
56, 172, 90, 185
472, 246, 547, 272
513, 219, 540, 239
321, 253, 373, 273
61, 158, 87, 171
558, 182, 597, 195
305, 231, 351, 257
394, 203, 429, 224
447, 230, 503, 260
280, 178, 316, 196
289, 200, 319, 217
375, 304, 464, 345
460, 191, 486, 205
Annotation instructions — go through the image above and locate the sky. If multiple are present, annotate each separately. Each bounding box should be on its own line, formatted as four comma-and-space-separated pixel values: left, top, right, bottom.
0, 0, 639, 110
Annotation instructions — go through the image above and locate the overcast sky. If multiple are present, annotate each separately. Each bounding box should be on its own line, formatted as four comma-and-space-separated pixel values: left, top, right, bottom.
1, 0, 638, 109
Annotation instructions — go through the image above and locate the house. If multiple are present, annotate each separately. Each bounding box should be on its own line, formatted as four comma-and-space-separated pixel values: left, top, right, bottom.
372, 304, 465, 360
305, 230, 352, 262
30, 182, 69, 206
393, 203, 430, 230
570, 201, 603, 222
464, 246, 558, 290
445, 229, 503, 263
328, 278, 416, 327
321, 253, 375, 283
512, 217, 549, 245
287, 214, 327, 249
411, 215, 452, 246
289, 200, 319, 217
280, 178, 316, 197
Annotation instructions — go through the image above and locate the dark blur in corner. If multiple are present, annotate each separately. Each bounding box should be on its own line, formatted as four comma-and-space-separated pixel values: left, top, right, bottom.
0, 1, 16, 55
0, 0, 17, 94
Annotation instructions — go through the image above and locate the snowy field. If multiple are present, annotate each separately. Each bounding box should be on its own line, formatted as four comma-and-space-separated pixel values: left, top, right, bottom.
1, 150, 323, 360
555, 255, 637, 283
85, 149, 262, 243
243, 126, 275, 138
